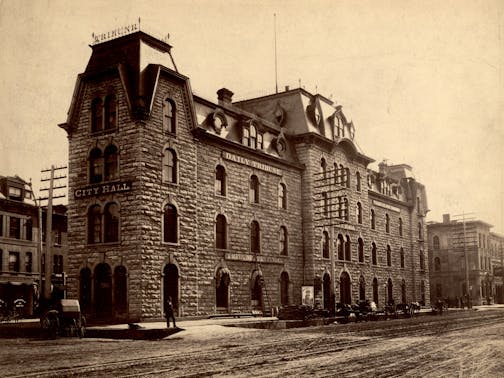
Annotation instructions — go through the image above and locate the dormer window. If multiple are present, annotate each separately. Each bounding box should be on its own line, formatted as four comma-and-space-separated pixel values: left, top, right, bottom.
163, 98, 176, 134
91, 94, 117, 133
250, 125, 257, 149
8, 187, 22, 201
242, 122, 263, 150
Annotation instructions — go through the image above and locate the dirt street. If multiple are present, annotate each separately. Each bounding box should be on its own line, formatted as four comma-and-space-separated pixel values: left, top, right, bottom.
1, 308, 503, 377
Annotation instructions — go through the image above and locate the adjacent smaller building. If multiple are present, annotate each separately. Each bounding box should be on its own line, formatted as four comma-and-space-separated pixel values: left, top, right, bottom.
427, 214, 504, 305
0, 175, 68, 315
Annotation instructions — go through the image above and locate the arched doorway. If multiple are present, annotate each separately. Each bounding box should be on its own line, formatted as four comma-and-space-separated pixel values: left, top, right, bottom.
114, 265, 127, 315
323, 273, 332, 310
251, 270, 263, 309
340, 272, 351, 305
387, 278, 393, 304
164, 264, 179, 314
401, 280, 407, 303
94, 263, 112, 319
373, 278, 379, 305
79, 267, 92, 315
216, 268, 230, 309
280, 272, 289, 306
359, 276, 366, 301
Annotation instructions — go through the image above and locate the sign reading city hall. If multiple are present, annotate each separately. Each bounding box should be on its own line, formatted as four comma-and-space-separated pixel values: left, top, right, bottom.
74, 181, 132, 199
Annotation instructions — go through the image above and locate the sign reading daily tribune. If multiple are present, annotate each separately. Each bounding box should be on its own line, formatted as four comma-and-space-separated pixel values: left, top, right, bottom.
222, 151, 282, 176
74, 181, 132, 199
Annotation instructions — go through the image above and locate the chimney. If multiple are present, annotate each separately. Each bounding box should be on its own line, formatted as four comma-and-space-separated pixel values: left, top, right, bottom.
285, 85, 290, 91
217, 88, 234, 105
443, 214, 450, 224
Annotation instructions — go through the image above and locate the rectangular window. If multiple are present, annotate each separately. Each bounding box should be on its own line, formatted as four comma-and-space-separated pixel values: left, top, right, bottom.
9, 252, 20, 272
9, 217, 21, 239
25, 252, 33, 273
8, 187, 22, 201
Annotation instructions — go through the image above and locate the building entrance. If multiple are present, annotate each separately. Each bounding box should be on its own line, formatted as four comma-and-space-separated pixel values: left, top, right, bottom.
163, 264, 179, 314
94, 263, 112, 319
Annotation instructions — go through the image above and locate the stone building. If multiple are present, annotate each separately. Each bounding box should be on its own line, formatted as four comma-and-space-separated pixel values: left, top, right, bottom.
427, 214, 504, 305
0, 175, 68, 315
59, 29, 429, 322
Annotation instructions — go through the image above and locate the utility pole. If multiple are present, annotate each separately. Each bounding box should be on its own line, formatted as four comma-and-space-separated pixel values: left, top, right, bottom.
40, 165, 67, 303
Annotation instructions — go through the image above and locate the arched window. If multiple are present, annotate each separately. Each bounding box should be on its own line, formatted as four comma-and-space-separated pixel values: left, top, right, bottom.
371, 209, 376, 230
385, 213, 390, 233
334, 163, 339, 184
358, 238, 364, 263
104, 94, 117, 130
279, 226, 288, 255
216, 214, 227, 249
215, 165, 226, 196
88, 205, 101, 244
400, 247, 405, 268
322, 231, 329, 258
104, 145, 118, 181
343, 198, 349, 221
91, 97, 103, 133
278, 183, 287, 209
163, 148, 177, 184
372, 242, 377, 265
114, 265, 127, 313
345, 235, 351, 261
251, 220, 260, 253
320, 158, 327, 179
345, 168, 351, 188
163, 98, 176, 133
242, 127, 250, 146
356, 171, 361, 191
250, 175, 260, 204
89, 148, 103, 184
386, 245, 392, 266
418, 222, 423, 240
163, 204, 178, 243
340, 164, 345, 185
104, 202, 119, 243
419, 250, 425, 270
357, 202, 362, 224
434, 257, 441, 271
249, 124, 257, 149
433, 235, 440, 250
337, 234, 344, 260
399, 218, 403, 236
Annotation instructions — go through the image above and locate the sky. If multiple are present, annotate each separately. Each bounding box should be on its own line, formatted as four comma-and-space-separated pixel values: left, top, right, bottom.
0, 0, 503, 232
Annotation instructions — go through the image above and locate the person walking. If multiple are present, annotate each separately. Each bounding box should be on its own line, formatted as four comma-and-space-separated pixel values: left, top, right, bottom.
165, 296, 176, 328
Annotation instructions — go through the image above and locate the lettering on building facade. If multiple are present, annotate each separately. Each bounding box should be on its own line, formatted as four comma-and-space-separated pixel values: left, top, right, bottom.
222, 151, 282, 176
92, 23, 139, 45
372, 199, 401, 213
74, 181, 132, 199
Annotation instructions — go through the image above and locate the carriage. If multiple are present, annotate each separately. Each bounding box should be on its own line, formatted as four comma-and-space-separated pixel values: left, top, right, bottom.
41, 299, 86, 338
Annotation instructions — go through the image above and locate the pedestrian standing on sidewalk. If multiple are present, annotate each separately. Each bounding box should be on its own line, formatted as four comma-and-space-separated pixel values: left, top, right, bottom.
165, 296, 176, 328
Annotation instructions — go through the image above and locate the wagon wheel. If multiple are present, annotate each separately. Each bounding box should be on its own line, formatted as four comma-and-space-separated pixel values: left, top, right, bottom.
41, 312, 59, 339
